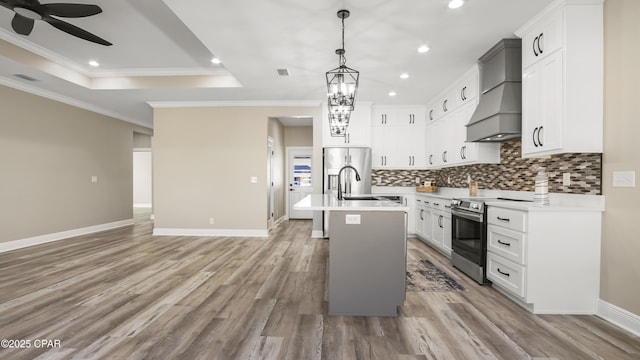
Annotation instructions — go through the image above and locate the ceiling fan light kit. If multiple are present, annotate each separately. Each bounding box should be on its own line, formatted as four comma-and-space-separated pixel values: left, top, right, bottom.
0, 0, 112, 46
326, 9, 359, 137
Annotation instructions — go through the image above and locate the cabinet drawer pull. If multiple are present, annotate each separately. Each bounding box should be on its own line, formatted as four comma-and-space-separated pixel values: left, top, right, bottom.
433, 202, 440, 206
497, 268, 511, 277
444, 205, 451, 209
497, 216, 510, 222
497, 240, 511, 247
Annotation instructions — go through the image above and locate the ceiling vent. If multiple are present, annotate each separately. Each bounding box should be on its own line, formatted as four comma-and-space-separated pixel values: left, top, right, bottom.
13, 74, 40, 82
276, 68, 290, 76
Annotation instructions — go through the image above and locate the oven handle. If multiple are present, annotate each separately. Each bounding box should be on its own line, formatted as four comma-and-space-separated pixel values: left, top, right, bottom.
451, 209, 483, 222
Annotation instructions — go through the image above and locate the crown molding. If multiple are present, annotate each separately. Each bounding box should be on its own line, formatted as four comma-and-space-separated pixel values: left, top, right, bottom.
146, 100, 323, 108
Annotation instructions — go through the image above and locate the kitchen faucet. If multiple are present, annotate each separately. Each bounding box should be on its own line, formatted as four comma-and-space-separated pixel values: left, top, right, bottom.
337, 165, 361, 200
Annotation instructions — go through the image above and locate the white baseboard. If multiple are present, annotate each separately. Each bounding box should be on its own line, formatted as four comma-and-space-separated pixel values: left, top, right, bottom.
0, 219, 134, 253
133, 203, 152, 208
153, 228, 269, 238
311, 230, 324, 238
598, 299, 640, 336
272, 216, 285, 229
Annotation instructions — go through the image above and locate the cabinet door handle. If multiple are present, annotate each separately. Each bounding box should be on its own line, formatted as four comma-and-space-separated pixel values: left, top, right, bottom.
429, 110, 434, 121
497, 240, 511, 247
429, 154, 433, 165
443, 99, 448, 112
381, 156, 384, 166
533, 127, 540, 147
420, 209, 424, 220
497, 216, 510, 222
537, 126, 543, 147
538, 33, 544, 54
444, 150, 448, 162
461, 86, 467, 101
463, 145, 467, 159
439, 215, 444, 228
460, 146, 464, 160
497, 268, 511, 277
533, 35, 539, 56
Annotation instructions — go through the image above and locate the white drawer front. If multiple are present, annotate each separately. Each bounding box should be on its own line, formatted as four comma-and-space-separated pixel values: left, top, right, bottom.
487, 253, 526, 298
487, 207, 527, 232
487, 225, 526, 265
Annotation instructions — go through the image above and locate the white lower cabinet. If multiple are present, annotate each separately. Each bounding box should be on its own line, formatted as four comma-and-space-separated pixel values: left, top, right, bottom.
415, 195, 451, 257
486, 205, 601, 314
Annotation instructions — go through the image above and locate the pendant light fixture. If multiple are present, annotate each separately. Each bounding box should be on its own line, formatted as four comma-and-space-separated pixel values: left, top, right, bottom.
326, 9, 359, 136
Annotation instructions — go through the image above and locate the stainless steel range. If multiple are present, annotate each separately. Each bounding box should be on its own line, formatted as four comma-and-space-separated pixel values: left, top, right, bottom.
450, 198, 490, 284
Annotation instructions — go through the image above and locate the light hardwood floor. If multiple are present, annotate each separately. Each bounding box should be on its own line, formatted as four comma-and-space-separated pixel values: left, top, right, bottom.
0, 210, 638, 359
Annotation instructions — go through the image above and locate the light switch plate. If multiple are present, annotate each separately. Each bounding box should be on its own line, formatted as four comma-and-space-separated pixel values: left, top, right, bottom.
91, 175, 98, 183
250, 176, 258, 184
612, 171, 636, 188
345, 214, 361, 225
563, 173, 571, 186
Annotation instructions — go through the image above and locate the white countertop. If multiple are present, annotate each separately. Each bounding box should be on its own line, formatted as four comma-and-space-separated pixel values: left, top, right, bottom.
294, 194, 409, 212
372, 186, 604, 212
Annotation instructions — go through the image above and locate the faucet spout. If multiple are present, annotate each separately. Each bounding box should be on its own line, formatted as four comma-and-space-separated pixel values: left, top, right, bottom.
337, 165, 361, 200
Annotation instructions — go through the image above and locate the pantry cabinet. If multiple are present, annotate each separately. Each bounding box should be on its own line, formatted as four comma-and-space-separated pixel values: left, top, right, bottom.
516, 0, 603, 157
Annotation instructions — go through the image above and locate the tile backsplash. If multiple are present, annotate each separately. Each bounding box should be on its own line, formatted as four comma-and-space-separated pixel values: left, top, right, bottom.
372, 140, 602, 195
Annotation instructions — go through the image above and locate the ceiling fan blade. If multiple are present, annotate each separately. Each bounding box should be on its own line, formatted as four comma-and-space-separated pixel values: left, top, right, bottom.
11, 13, 34, 35
43, 3, 102, 18
43, 17, 112, 46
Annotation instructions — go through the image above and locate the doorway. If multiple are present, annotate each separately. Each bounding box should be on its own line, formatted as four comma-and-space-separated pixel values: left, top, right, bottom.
267, 137, 275, 227
287, 147, 313, 219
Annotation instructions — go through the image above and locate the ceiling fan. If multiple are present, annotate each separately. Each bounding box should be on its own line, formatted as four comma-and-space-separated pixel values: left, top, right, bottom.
0, 0, 111, 46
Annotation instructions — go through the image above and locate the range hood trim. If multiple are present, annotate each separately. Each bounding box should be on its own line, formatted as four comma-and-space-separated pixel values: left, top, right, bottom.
466, 39, 522, 143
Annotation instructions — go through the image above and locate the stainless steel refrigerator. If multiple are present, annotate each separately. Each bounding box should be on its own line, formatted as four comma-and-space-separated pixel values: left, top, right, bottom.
323, 147, 372, 237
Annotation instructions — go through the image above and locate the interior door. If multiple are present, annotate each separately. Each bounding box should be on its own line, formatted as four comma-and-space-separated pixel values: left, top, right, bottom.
288, 148, 313, 219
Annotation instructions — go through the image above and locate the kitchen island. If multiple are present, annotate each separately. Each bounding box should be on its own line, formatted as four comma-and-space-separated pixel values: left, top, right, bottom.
294, 194, 409, 316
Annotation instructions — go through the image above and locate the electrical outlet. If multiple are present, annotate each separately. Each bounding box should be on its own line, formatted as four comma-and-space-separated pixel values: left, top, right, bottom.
250, 176, 258, 184
345, 214, 361, 225
91, 175, 98, 183
613, 171, 636, 188
209, 217, 214, 225
415, 177, 420, 184
563, 173, 571, 186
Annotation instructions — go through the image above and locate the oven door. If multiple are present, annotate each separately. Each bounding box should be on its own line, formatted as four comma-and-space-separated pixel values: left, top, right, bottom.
451, 209, 485, 266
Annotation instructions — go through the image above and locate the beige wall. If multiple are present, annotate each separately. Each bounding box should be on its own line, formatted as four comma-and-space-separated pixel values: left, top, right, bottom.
284, 126, 313, 147
601, 0, 640, 316
0, 85, 146, 243
153, 106, 321, 231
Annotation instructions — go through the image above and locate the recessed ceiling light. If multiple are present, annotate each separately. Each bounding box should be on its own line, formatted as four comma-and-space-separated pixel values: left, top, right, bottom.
88, 60, 99, 67
448, 0, 465, 9
417, 45, 430, 53
400, 73, 409, 79
211, 57, 221, 64
388, 91, 397, 97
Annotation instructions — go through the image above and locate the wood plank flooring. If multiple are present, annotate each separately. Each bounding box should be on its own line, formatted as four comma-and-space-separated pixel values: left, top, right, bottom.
0, 210, 638, 359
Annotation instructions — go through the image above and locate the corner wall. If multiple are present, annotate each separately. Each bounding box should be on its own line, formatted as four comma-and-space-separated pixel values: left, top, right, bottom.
600, 0, 640, 317
0, 85, 147, 243
152, 105, 321, 234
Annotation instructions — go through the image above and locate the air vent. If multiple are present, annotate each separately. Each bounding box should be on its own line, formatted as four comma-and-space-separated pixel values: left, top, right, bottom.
13, 74, 40, 82
276, 68, 290, 76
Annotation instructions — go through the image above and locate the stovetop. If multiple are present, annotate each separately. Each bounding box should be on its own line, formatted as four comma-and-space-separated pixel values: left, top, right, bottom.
451, 197, 533, 213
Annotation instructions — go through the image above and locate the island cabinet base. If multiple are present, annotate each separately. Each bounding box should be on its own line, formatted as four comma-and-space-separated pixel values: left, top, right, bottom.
328, 211, 407, 316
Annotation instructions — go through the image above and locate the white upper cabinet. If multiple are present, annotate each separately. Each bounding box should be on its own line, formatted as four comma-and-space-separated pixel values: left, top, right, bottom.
371, 106, 425, 169
322, 102, 372, 147
425, 65, 500, 168
516, 0, 603, 157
